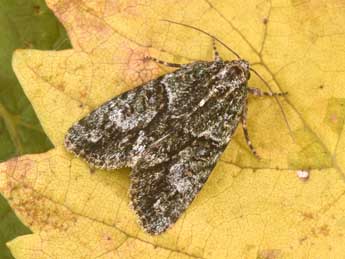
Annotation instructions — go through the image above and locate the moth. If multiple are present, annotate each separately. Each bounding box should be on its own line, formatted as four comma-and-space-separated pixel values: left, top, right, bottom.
64, 20, 286, 234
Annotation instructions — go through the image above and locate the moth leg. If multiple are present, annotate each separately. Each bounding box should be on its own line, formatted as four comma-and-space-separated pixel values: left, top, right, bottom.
241, 101, 260, 159
248, 87, 287, 97
212, 39, 222, 61
144, 56, 184, 68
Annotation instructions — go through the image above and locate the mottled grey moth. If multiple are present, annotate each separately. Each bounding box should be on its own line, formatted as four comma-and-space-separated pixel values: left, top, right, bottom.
64, 20, 286, 234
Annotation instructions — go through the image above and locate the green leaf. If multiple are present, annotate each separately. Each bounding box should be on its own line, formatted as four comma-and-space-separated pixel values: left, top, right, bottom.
0, 195, 31, 259
0, 0, 71, 258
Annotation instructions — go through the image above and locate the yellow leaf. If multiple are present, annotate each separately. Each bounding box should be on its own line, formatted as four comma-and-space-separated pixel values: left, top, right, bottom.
2, 0, 345, 258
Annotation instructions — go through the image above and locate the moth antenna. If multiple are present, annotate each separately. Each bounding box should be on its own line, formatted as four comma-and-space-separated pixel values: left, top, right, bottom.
249, 68, 293, 137
161, 19, 241, 60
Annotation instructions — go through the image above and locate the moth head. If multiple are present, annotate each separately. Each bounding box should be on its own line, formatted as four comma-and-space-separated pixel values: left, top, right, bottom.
222, 60, 251, 83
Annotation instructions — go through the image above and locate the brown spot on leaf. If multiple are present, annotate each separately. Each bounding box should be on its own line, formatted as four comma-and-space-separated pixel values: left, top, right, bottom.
104, 0, 140, 17
116, 44, 161, 86
33, 5, 41, 15
1, 157, 77, 232
258, 249, 281, 259
319, 224, 330, 236
301, 211, 314, 221
299, 236, 308, 244
56, 84, 66, 91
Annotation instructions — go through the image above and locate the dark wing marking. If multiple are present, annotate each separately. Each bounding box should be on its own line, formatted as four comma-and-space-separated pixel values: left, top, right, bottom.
64, 61, 222, 170
130, 82, 247, 234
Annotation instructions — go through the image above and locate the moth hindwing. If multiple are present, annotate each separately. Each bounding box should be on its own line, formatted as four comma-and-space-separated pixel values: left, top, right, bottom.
65, 38, 285, 234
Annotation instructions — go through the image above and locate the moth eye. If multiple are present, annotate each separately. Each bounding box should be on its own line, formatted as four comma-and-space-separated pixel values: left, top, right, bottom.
229, 66, 243, 78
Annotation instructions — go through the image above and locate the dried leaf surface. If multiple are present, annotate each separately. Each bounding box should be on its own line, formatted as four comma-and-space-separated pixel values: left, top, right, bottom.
1, 0, 345, 258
